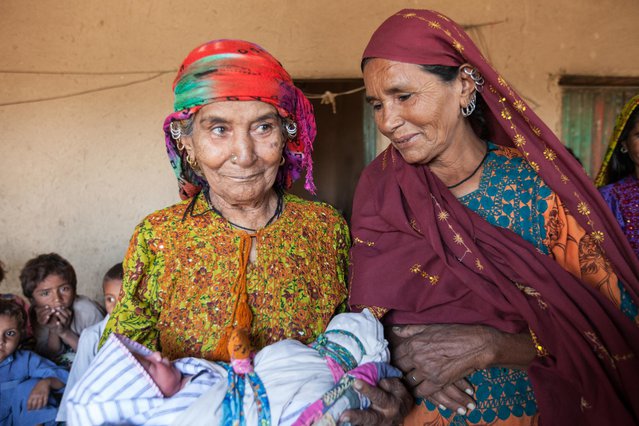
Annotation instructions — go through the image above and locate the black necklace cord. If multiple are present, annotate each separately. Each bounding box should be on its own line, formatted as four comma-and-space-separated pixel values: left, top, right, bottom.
203, 188, 283, 233
446, 145, 491, 189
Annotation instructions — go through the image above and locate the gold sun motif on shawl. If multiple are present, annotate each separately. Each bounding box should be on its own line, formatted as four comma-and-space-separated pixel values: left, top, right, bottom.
529, 161, 540, 172
560, 174, 570, 183
410, 264, 421, 274
453, 233, 464, 244
428, 20, 441, 29
543, 148, 557, 161
513, 100, 526, 113
577, 202, 591, 216
591, 231, 605, 243
497, 76, 508, 87
513, 134, 526, 147
530, 125, 542, 136
401, 13, 416, 18
580, 397, 592, 412
437, 211, 450, 221
429, 275, 440, 285
501, 108, 512, 120
452, 39, 464, 53
475, 258, 484, 271
443, 29, 452, 37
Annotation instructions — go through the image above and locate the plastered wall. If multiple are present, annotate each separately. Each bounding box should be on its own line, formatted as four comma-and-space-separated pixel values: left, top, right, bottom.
1, 0, 638, 301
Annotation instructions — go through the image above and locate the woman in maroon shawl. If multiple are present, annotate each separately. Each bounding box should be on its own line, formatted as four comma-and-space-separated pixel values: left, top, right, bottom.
349, 9, 639, 426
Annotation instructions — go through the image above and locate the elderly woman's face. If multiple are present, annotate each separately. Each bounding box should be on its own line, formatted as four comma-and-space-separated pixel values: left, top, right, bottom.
363, 59, 465, 165
182, 101, 285, 204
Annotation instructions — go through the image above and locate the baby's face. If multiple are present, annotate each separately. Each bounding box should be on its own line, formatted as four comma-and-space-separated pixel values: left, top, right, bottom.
103, 278, 122, 314
31, 273, 75, 309
135, 351, 183, 397
0, 315, 20, 363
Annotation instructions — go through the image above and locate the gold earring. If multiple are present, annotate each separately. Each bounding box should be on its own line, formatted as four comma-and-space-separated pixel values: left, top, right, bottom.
176, 139, 185, 151
280, 156, 286, 166
186, 154, 198, 169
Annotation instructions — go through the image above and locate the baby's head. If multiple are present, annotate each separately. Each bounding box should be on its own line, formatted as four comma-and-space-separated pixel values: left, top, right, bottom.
132, 351, 185, 397
323, 309, 390, 365
102, 263, 123, 314
20, 253, 77, 309
0, 299, 25, 362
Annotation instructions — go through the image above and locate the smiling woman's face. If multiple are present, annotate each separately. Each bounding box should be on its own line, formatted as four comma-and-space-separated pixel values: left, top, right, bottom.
363, 58, 464, 166
182, 101, 285, 205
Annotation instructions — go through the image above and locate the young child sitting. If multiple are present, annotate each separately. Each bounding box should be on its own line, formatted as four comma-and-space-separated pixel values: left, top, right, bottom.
0, 299, 69, 426
66, 309, 401, 425
56, 263, 124, 422
20, 253, 104, 367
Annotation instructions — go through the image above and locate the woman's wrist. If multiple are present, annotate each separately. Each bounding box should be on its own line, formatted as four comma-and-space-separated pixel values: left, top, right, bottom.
478, 326, 536, 369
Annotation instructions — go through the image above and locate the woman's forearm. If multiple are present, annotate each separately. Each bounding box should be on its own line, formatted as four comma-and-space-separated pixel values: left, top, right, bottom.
482, 327, 536, 370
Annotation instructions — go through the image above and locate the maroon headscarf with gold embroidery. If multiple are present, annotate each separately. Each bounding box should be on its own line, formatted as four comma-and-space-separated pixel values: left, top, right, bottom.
349, 9, 639, 425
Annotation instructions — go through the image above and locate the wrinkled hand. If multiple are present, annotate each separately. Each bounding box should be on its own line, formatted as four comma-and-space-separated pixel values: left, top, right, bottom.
391, 324, 495, 402
339, 378, 412, 425
27, 379, 51, 410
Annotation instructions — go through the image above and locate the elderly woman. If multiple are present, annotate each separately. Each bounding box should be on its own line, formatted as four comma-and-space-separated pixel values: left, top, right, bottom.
101, 39, 351, 362
348, 9, 639, 426
595, 95, 639, 259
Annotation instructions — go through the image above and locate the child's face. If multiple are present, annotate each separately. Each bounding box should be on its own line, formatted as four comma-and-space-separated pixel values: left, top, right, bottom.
31, 273, 76, 309
103, 278, 122, 315
135, 351, 183, 397
0, 315, 20, 363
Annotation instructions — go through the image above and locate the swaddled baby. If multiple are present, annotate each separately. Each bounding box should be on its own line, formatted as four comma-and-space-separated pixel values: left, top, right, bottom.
66, 310, 400, 425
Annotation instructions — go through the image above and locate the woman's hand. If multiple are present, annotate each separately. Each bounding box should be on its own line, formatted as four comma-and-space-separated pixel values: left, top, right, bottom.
392, 324, 494, 396
390, 324, 536, 412
339, 377, 413, 425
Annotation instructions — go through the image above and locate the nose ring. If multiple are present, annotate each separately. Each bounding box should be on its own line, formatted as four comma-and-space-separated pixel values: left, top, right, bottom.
230, 154, 238, 164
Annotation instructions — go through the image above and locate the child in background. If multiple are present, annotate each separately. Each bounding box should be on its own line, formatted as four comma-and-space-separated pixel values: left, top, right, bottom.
0, 260, 35, 347
56, 262, 123, 422
20, 253, 104, 367
0, 299, 69, 425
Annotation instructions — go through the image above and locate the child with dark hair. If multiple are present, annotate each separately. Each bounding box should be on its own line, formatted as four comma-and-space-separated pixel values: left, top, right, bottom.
0, 299, 68, 425
0, 260, 35, 348
20, 253, 104, 367
56, 262, 124, 422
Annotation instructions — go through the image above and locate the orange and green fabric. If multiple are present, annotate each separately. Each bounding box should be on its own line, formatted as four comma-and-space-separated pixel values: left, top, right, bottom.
101, 193, 349, 361
402, 144, 638, 425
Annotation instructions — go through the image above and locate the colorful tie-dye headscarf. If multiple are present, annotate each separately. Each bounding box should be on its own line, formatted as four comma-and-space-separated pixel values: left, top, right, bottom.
163, 39, 317, 199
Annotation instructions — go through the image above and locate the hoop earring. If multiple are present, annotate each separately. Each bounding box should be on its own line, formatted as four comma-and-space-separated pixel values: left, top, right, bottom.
186, 154, 198, 169
170, 121, 182, 140
176, 139, 184, 151
620, 145, 629, 154
462, 66, 485, 92
280, 156, 286, 166
461, 91, 477, 117
285, 121, 298, 139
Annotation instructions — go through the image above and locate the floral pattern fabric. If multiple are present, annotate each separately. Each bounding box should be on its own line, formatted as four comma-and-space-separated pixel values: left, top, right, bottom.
101, 192, 349, 361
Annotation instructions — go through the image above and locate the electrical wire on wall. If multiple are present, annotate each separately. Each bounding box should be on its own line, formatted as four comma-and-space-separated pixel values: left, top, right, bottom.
0, 21, 505, 110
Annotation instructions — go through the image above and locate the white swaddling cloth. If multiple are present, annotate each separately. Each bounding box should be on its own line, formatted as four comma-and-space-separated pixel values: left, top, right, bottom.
67, 310, 390, 425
